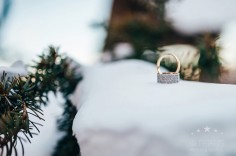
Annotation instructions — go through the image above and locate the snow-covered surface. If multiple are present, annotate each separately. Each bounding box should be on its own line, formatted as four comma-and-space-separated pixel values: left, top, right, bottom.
72, 60, 236, 156
0, 60, 27, 77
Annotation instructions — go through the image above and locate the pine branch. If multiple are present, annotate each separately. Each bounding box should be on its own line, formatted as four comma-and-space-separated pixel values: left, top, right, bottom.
0, 46, 82, 156
198, 34, 222, 82
0, 74, 43, 156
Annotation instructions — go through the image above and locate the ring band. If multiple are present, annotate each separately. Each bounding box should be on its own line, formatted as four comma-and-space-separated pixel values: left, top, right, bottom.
156, 53, 181, 84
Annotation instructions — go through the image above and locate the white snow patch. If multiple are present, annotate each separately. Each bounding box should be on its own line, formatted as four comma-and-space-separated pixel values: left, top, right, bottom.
0, 60, 27, 77
72, 59, 236, 156
219, 21, 236, 69
166, 0, 236, 34
113, 43, 134, 59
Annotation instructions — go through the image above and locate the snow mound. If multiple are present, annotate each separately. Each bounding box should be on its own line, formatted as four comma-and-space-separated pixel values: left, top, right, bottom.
72, 59, 236, 156
0, 60, 27, 77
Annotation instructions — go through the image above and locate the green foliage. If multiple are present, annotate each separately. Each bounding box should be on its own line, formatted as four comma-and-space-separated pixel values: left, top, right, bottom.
30, 46, 82, 103
197, 35, 222, 82
31, 46, 83, 156
123, 19, 171, 58
0, 46, 82, 156
0, 73, 44, 156
52, 100, 80, 156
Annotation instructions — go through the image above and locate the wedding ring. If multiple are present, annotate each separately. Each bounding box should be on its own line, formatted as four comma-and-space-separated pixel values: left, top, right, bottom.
156, 53, 181, 84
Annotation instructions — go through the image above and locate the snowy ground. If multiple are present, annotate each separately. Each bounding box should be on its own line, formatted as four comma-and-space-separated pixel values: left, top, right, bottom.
72, 60, 236, 156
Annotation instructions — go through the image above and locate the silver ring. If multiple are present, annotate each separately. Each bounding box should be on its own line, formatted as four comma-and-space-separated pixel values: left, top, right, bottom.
156, 53, 181, 84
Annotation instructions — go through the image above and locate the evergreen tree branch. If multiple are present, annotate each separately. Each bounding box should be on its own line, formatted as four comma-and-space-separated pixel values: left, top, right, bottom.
0, 46, 82, 156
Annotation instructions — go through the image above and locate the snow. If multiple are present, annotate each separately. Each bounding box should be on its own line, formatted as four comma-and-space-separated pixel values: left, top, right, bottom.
165, 0, 236, 34
72, 59, 236, 156
219, 21, 236, 68
113, 43, 134, 60
0, 60, 27, 77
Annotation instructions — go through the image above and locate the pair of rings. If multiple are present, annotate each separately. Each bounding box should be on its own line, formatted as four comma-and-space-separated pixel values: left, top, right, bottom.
156, 53, 181, 84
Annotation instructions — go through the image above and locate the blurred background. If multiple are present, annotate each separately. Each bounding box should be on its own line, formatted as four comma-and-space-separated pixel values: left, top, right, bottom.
1, 0, 236, 83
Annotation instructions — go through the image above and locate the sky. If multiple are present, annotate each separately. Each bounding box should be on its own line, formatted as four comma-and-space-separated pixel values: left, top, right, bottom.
1, 0, 113, 65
